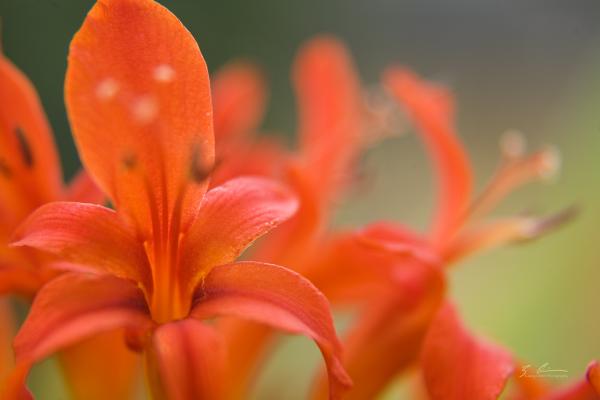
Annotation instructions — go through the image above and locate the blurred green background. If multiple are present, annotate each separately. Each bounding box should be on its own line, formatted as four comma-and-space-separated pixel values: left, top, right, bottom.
1, 0, 599, 398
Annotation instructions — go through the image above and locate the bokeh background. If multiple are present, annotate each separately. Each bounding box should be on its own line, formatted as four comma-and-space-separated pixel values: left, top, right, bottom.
1, 0, 599, 398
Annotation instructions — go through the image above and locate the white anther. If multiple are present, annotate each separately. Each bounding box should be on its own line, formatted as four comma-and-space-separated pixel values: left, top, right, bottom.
537, 145, 561, 180
500, 130, 526, 159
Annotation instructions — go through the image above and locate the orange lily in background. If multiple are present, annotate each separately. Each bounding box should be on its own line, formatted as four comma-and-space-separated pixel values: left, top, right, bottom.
310, 67, 580, 399
208, 36, 382, 397
0, 51, 141, 400
4, 0, 351, 398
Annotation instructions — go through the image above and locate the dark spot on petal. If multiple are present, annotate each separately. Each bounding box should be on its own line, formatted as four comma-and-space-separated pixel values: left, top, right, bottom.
189, 144, 217, 183
0, 159, 12, 178
15, 127, 34, 168
122, 153, 137, 170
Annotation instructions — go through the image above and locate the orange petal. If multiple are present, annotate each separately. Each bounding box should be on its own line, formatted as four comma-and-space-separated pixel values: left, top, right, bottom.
0, 262, 48, 297
8, 273, 150, 396
212, 61, 267, 153
65, 0, 214, 236
589, 361, 600, 395
12, 202, 151, 292
58, 330, 141, 400
422, 303, 514, 400
384, 68, 473, 245
293, 36, 366, 204
210, 137, 286, 188
192, 261, 352, 399
179, 177, 298, 301
312, 263, 445, 400
64, 169, 105, 204
0, 299, 15, 385
145, 319, 225, 400
0, 55, 62, 225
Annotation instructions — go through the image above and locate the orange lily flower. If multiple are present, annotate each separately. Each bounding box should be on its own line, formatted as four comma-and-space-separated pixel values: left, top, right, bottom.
311, 67, 575, 399
207, 36, 376, 397
5, 0, 350, 399
0, 50, 141, 400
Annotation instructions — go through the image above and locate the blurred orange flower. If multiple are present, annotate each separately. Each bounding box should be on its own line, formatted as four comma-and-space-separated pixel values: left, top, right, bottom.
4, 0, 351, 399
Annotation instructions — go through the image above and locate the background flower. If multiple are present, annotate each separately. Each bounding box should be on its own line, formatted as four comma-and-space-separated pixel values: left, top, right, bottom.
1, 0, 599, 398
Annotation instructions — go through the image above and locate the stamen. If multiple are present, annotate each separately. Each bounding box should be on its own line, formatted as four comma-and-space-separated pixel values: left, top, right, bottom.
96, 78, 119, 100
364, 85, 406, 140
467, 136, 562, 222
445, 207, 576, 264
536, 145, 560, 181
500, 130, 526, 159
153, 64, 175, 83
14, 127, 33, 167
519, 206, 577, 239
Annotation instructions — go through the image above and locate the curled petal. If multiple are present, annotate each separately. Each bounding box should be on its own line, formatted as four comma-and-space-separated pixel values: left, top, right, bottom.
12, 202, 151, 291
179, 177, 298, 300
384, 68, 473, 245
192, 261, 352, 399
66, 0, 214, 235
8, 273, 150, 396
422, 303, 514, 400
212, 61, 267, 151
145, 319, 225, 400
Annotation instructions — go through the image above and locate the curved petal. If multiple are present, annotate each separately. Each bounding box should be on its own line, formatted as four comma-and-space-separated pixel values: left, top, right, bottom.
0, 55, 62, 226
7, 273, 150, 397
293, 36, 366, 204
191, 261, 352, 399
64, 169, 105, 204
65, 0, 214, 235
212, 61, 267, 152
12, 201, 151, 291
145, 319, 225, 400
179, 177, 298, 300
422, 303, 514, 400
384, 68, 473, 245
